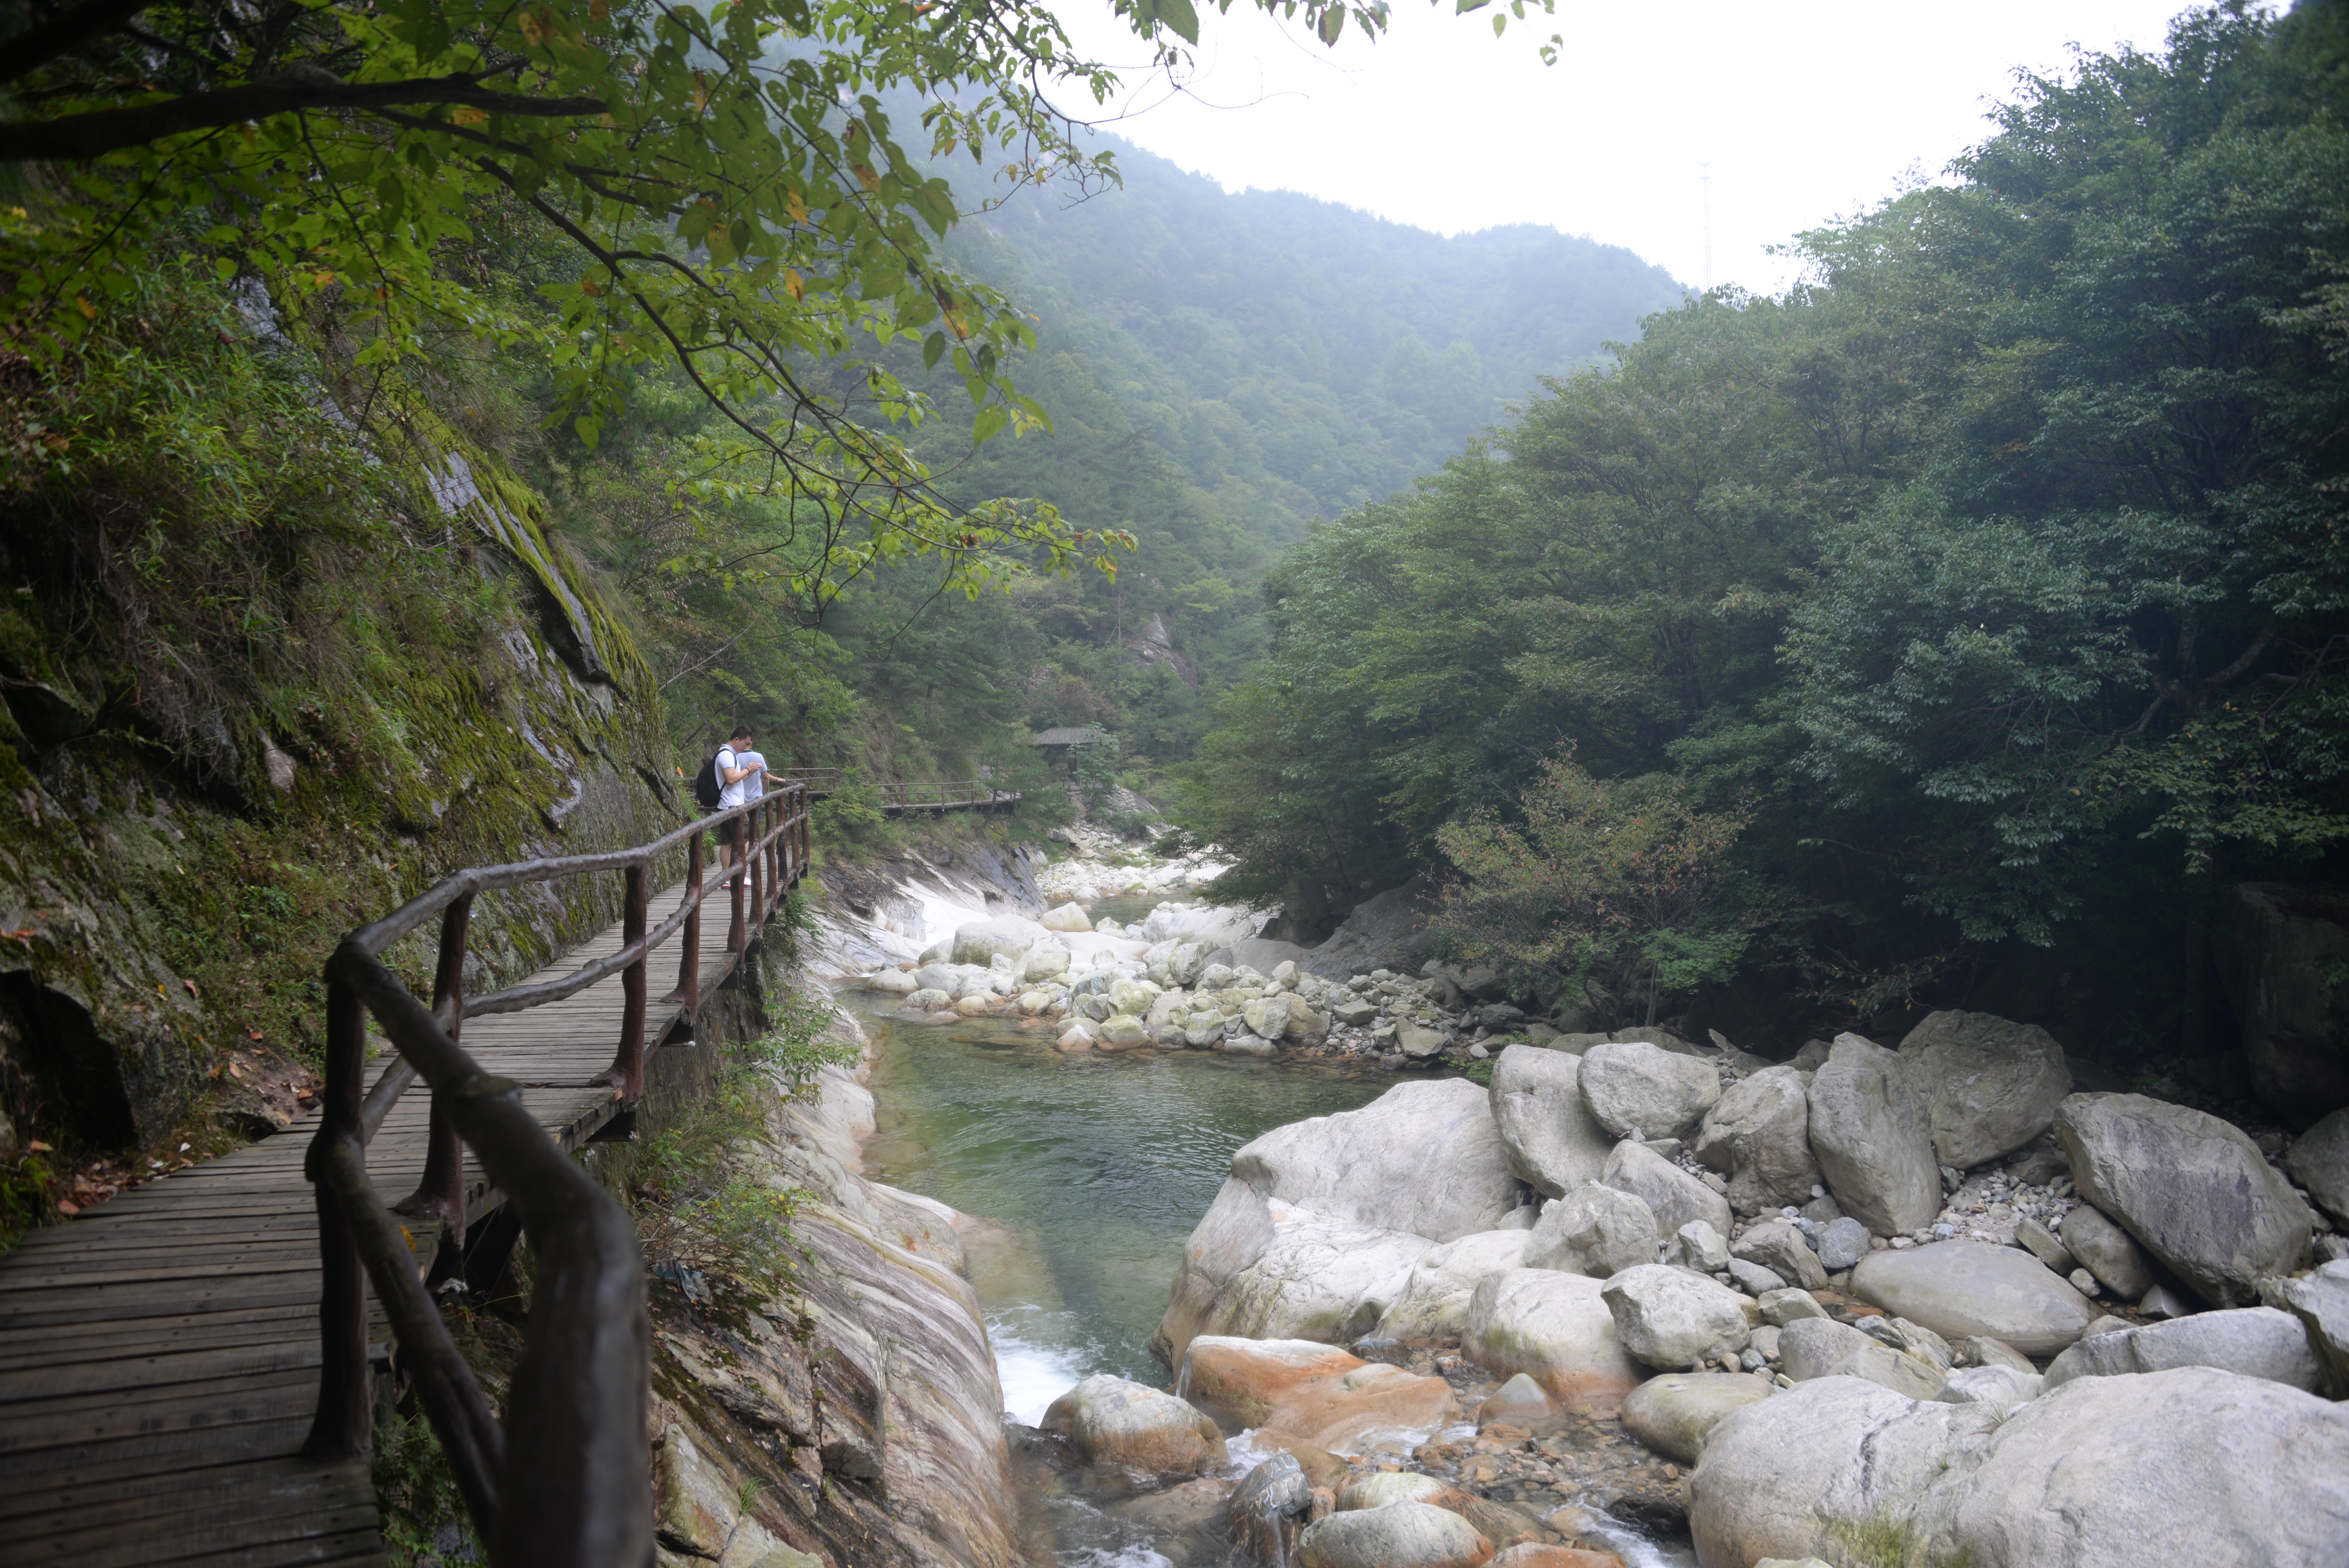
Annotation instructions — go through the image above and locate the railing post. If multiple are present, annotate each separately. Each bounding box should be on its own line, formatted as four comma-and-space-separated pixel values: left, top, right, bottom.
601, 861, 649, 1096
764, 796, 781, 918
397, 895, 472, 1247
667, 827, 702, 1015
727, 807, 747, 954
304, 973, 371, 1460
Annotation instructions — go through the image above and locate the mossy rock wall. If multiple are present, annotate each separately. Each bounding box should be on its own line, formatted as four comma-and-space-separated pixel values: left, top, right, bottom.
0, 342, 684, 1164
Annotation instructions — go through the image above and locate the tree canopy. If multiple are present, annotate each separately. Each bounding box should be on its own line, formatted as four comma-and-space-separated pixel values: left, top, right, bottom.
1181, 0, 2349, 1054
0, 0, 1557, 602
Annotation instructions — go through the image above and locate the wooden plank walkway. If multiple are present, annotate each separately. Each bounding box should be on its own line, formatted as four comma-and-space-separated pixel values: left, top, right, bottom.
0, 878, 752, 1566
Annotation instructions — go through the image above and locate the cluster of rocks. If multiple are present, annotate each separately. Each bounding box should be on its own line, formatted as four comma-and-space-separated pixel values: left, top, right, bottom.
862, 900, 1561, 1066
1049, 1010, 2349, 1566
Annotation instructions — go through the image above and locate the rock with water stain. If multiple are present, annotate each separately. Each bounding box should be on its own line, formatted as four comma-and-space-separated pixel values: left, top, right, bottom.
1177, 1336, 1459, 1452
1225, 1451, 1315, 1568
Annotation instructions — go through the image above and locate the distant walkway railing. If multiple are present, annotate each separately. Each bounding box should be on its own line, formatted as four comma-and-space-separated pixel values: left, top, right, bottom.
777, 768, 1018, 814
305, 787, 809, 1567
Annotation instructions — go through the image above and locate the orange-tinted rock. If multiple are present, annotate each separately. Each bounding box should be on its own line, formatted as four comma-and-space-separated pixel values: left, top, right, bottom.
1180, 1335, 1461, 1452
1489, 1547, 1625, 1568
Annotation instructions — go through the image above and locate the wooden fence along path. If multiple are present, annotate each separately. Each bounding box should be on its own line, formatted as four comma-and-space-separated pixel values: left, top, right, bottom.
776, 769, 1019, 813
0, 790, 812, 1568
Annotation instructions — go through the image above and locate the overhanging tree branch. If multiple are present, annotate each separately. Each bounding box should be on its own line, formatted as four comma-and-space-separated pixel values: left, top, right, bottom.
0, 71, 606, 160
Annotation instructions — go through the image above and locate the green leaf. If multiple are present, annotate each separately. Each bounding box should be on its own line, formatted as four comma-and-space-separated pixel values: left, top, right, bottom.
922, 330, 948, 370
1317, 4, 1346, 43
973, 406, 1009, 444
1157, 0, 1201, 43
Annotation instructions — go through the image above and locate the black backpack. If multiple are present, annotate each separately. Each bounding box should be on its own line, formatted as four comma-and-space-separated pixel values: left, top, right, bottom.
691, 748, 725, 810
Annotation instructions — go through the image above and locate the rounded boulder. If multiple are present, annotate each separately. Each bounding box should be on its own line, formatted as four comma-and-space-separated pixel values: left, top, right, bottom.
1579, 1041, 1722, 1141
1040, 1374, 1225, 1477
1297, 1500, 1495, 1568
1620, 1370, 1774, 1464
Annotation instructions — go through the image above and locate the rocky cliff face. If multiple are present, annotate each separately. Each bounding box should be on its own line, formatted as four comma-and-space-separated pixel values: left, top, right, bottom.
0, 396, 678, 1164
646, 1004, 1022, 1568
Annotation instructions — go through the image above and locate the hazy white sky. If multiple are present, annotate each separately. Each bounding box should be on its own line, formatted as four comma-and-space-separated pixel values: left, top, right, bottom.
1050, 0, 2206, 294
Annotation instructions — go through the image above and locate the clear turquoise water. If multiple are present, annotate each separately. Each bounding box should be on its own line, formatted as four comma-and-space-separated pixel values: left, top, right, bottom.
855, 1001, 1396, 1420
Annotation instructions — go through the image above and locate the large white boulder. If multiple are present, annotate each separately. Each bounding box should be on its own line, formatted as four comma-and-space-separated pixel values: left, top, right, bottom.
1600, 1263, 1752, 1370
1690, 1367, 2349, 1568
2055, 1092, 2314, 1306
1691, 1065, 1820, 1215
1154, 1183, 1434, 1362
1375, 1229, 1534, 1343
950, 916, 1051, 967
1488, 1044, 1614, 1197
1229, 1078, 1529, 1243
1603, 1139, 1732, 1240
1522, 1183, 1659, 1279
1807, 1032, 1941, 1237
1040, 902, 1094, 933
1896, 1010, 2074, 1168
2044, 1306, 2322, 1393
1461, 1268, 1644, 1408
1579, 1040, 1722, 1141
1850, 1242, 2099, 1358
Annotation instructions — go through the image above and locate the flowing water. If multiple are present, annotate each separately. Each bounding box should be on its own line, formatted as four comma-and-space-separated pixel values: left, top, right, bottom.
858, 1000, 1397, 1423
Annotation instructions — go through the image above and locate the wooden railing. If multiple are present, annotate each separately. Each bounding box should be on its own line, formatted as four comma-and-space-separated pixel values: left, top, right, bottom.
303, 786, 810, 1567
773, 768, 1018, 813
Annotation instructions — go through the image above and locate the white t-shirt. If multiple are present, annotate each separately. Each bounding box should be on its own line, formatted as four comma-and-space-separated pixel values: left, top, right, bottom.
716, 747, 766, 809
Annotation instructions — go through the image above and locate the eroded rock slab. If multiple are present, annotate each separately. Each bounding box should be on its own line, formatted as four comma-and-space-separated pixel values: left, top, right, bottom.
1850, 1241, 2097, 1358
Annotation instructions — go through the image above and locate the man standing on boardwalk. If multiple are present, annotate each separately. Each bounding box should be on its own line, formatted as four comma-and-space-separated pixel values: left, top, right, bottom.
715, 724, 767, 866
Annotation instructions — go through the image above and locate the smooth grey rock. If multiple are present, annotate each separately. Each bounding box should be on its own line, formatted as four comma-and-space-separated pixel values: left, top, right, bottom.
1963, 1335, 2037, 1373
1749, 1324, 1782, 1360
1932, 1363, 2044, 1411
2287, 1105, 2349, 1228
1600, 1263, 1751, 1370
2043, 1306, 2322, 1393
1734, 1217, 1829, 1291
2055, 1201, 2157, 1300
1462, 1268, 1644, 1408
1691, 1368, 2349, 1568
1579, 1040, 1722, 1141
1859, 1314, 1954, 1371
2269, 1258, 2349, 1398
2213, 881, 2349, 1124
2055, 1092, 2315, 1307
1233, 1077, 1524, 1243
1897, 1010, 2075, 1168
1523, 1183, 1658, 1279
1816, 1216, 1872, 1272
1486, 1044, 1614, 1198
1691, 1066, 1821, 1215
1041, 1375, 1226, 1475
1296, 1500, 1493, 1568
1808, 1033, 1942, 1236
1666, 1220, 1730, 1273
1776, 1316, 1945, 1397
1604, 1140, 1733, 1241
1619, 1371, 1773, 1464
1851, 1242, 2098, 1358
1373, 1229, 1533, 1343
1758, 1288, 1829, 1326
1727, 1258, 1785, 1295
950, 916, 1052, 967
2013, 1216, 2075, 1275
2139, 1282, 2196, 1319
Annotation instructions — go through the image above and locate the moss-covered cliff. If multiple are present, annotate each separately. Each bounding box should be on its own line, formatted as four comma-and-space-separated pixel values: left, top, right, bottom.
0, 266, 682, 1233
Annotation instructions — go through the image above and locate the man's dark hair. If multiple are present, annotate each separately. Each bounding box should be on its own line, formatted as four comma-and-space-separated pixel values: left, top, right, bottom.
730, 724, 753, 740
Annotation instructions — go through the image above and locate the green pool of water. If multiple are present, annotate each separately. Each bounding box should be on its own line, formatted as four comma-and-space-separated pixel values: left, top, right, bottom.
856, 1002, 1396, 1420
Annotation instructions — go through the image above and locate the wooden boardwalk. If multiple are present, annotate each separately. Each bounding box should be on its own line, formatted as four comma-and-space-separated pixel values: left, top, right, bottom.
0, 878, 749, 1566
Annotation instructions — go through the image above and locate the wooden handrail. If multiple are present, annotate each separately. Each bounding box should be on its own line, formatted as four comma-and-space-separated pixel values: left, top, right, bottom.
303, 784, 813, 1567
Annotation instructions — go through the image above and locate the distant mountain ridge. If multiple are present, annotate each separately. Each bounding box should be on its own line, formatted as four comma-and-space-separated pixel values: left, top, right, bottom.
944, 138, 1689, 532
